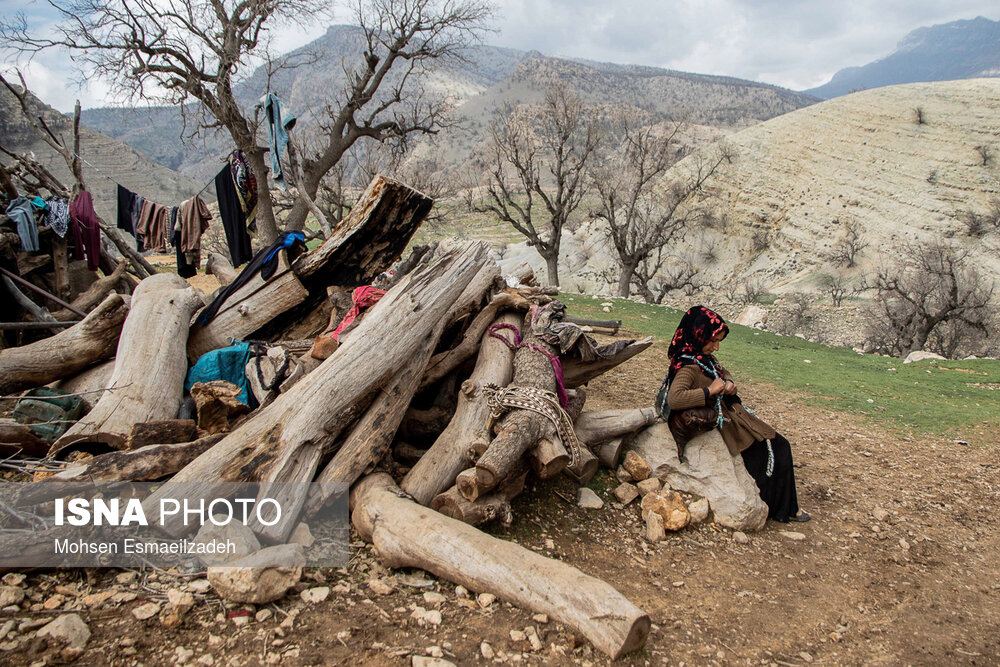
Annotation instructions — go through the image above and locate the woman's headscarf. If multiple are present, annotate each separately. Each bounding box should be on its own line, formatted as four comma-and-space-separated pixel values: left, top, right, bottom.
666, 305, 729, 383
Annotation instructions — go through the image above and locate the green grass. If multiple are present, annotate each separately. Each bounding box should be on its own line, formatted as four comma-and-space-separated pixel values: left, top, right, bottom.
559, 294, 1000, 443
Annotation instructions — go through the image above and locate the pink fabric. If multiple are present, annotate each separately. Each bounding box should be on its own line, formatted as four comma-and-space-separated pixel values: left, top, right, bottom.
329, 286, 387, 340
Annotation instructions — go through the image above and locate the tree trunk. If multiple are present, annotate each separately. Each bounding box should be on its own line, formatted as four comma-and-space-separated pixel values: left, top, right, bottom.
246, 147, 279, 245
543, 251, 560, 287
351, 473, 650, 659
205, 253, 237, 286
401, 312, 520, 505
50, 261, 128, 321
54, 274, 203, 446
574, 408, 659, 445
0, 293, 128, 395
50, 359, 116, 411
562, 336, 654, 387
144, 242, 492, 541
616, 258, 639, 298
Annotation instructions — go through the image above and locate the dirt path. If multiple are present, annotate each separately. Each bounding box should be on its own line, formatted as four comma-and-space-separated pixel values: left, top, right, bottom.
3, 350, 998, 666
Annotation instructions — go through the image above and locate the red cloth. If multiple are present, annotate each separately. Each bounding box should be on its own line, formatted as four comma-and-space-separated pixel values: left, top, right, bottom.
329, 286, 386, 340
69, 190, 101, 271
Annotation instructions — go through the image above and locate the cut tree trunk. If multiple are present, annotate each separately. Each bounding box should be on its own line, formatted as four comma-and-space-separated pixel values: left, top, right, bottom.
144, 242, 493, 542
54, 274, 203, 446
401, 311, 521, 505
205, 253, 237, 286
562, 336, 654, 388
50, 359, 116, 411
574, 408, 659, 445
187, 250, 308, 363
51, 261, 128, 321
430, 470, 526, 526
0, 293, 129, 395
125, 419, 198, 450
352, 473, 650, 659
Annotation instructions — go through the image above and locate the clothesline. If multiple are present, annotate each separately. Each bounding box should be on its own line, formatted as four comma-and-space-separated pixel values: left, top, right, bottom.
71, 150, 216, 206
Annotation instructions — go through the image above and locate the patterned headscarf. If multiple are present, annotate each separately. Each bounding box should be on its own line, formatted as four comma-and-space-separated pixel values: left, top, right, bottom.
666, 305, 729, 383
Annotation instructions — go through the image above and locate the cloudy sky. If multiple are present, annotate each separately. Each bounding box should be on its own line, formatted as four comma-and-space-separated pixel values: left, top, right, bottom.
2, 0, 998, 112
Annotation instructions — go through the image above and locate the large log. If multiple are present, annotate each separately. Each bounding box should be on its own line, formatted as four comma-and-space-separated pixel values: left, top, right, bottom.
430, 470, 526, 526
0, 293, 128, 395
205, 253, 237, 286
562, 336, 654, 387
51, 260, 128, 321
145, 242, 493, 541
352, 474, 650, 659
187, 250, 307, 363
401, 312, 520, 505
574, 408, 659, 446
50, 359, 116, 411
54, 274, 202, 445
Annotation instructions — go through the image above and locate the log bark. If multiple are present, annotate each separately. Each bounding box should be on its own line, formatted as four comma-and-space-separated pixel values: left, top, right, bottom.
54, 274, 202, 446
49, 359, 116, 411
145, 242, 492, 541
187, 251, 308, 363
431, 471, 526, 526
125, 419, 198, 450
574, 408, 659, 445
530, 437, 569, 479
205, 253, 237, 286
51, 261, 128, 321
401, 312, 520, 505
562, 336, 654, 387
0, 293, 128, 395
352, 473, 650, 659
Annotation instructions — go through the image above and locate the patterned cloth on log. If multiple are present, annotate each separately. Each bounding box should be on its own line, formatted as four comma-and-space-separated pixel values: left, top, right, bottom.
529, 301, 634, 361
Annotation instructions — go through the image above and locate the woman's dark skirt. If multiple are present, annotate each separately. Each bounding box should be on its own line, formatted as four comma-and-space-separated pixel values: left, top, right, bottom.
740, 433, 800, 522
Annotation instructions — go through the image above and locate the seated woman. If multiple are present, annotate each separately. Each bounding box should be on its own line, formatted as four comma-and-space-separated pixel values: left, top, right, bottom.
655, 305, 809, 523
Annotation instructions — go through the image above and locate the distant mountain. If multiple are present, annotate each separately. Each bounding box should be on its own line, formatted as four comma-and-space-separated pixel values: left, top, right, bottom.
82, 25, 818, 181
805, 16, 1000, 99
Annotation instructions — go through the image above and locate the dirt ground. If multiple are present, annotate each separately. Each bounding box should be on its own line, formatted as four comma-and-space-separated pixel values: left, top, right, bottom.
3, 341, 999, 666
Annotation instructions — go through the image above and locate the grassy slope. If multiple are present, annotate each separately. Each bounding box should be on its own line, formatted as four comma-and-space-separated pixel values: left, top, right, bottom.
560, 294, 1000, 443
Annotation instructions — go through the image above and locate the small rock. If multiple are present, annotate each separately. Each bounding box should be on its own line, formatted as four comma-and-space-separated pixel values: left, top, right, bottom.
616, 465, 633, 483
454, 585, 469, 599
197, 655, 215, 666
899, 538, 910, 551
289, 523, 315, 548
255, 609, 273, 623
43, 593, 66, 610
636, 478, 661, 497
0, 586, 25, 607
36, 614, 90, 649
368, 578, 396, 596
481, 641, 495, 659
779, 531, 806, 541
672, 581, 685, 588
132, 602, 161, 621
187, 579, 212, 594
477, 593, 496, 608
115, 572, 138, 585
688, 498, 710, 523
613, 482, 640, 505
167, 589, 195, 613
641, 491, 691, 531
207, 544, 305, 604
645, 512, 666, 543
733, 531, 750, 545
532, 613, 548, 624
423, 610, 442, 626
509, 629, 526, 642
81, 591, 114, 608
577, 488, 604, 509
622, 451, 652, 481
423, 591, 446, 606
300, 587, 330, 604
872, 507, 890, 523
799, 651, 814, 663
525, 626, 543, 651
426, 645, 445, 658
194, 521, 261, 567
411, 657, 455, 667
1, 573, 25, 586
175, 646, 195, 664
398, 573, 436, 588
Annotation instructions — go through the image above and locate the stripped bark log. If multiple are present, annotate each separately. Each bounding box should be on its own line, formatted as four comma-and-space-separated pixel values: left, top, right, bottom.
574, 408, 659, 446
54, 274, 202, 446
562, 336, 654, 387
352, 473, 650, 658
205, 253, 237, 286
530, 437, 569, 479
0, 293, 128, 395
401, 312, 520, 506
144, 242, 493, 542
187, 251, 308, 363
49, 359, 116, 411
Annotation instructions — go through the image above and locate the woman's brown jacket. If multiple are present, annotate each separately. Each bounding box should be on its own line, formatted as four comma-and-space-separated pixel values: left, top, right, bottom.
666, 363, 776, 456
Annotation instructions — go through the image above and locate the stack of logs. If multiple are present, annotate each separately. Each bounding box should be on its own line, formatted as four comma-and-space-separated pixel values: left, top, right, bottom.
0, 176, 660, 659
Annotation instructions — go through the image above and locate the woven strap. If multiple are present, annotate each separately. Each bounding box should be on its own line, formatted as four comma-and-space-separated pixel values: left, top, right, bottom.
482, 383, 583, 468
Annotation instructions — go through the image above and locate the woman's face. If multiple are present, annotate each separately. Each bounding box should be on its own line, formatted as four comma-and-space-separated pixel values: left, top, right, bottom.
702, 332, 724, 356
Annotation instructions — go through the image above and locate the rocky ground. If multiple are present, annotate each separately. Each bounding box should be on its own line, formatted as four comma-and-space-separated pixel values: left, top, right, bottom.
1, 337, 998, 666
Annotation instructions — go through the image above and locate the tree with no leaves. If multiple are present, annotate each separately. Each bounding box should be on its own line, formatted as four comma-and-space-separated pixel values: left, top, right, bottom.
863, 241, 994, 357
467, 84, 599, 286
831, 218, 868, 268
1, 0, 494, 244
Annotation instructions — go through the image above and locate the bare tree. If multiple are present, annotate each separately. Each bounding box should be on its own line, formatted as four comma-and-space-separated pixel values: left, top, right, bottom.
863, 242, 994, 357
821, 272, 851, 307
2, 0, 494, 244
590, 118, 732, 297
831, 219, 868, 268
467, 85, 598, 286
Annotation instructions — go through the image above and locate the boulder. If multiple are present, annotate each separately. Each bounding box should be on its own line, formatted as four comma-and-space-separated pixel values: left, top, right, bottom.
688, 498, 710, 523
734, 305, 767, 328
194, 520, 261, 567
630, 424, 768, 532
640, 491, 690, 531
903, 351, 946, 364
207, 544, 305, 604
37, 613, 90, 649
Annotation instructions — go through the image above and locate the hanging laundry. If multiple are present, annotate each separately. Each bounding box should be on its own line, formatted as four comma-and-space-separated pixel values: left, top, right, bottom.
178, 196, 212, 253
197, 230, 305, 326
135, 199, 171, 252
43, 197, 70, 238
215, 165, 253, 267
69, 190, 101, 271
171, 208, 198, 278
228, 151, 258, 227
4, 196, 39, 252
259, 93, 296, 190
116, 184, 137, 235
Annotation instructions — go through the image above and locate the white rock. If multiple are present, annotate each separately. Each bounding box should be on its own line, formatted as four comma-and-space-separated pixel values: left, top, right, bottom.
477, 593, 496, 608
509, 630, 526, 641
630, 424, 768, 532
131, 602, 161, 621
368, 578, 396, 596
255, 609, 273, 623
903, 351, 946, 364
289, 522, 315, 548
645, 512, 666, 543
734, 305, 767, 328
423, 610, 442, 626
532, 613, 549, 624
36, 614, 90, 649
300, 587, 330, 603
733, 531, 750, 545
194, 520, 261, 567
872, 507, 890, 523
577, 488, 604, 509
207, 544, 305, 604
481, 642, 495, 659
423, 592, 446, 606
688, 498, 710, 523
454, 586, 469, 599
175, 646, 195, 664
779, 531, 807, 541
0, 586, 24, 607
411, 657, 454, 667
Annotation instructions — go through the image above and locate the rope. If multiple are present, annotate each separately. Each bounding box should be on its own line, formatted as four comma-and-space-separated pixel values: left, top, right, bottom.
71, 150, 216, 204
482, 383, 584, 469
487, 323, 569, 409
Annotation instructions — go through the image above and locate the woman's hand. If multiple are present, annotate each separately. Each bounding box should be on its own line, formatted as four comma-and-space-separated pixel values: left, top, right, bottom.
708, 378, 726, 396
723, 380, 738, 395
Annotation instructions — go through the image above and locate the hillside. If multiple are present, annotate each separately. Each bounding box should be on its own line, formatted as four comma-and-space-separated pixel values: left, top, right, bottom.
805, 16, 1000, 99
81, 25, 817, 181
0, 85, 208, 222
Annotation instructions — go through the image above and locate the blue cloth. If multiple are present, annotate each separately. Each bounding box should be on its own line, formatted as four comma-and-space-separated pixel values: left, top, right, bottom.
5, 196, 39, 252
185, 342, 254, 406
263, 230, 305, 266
260, 93, 296, 190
